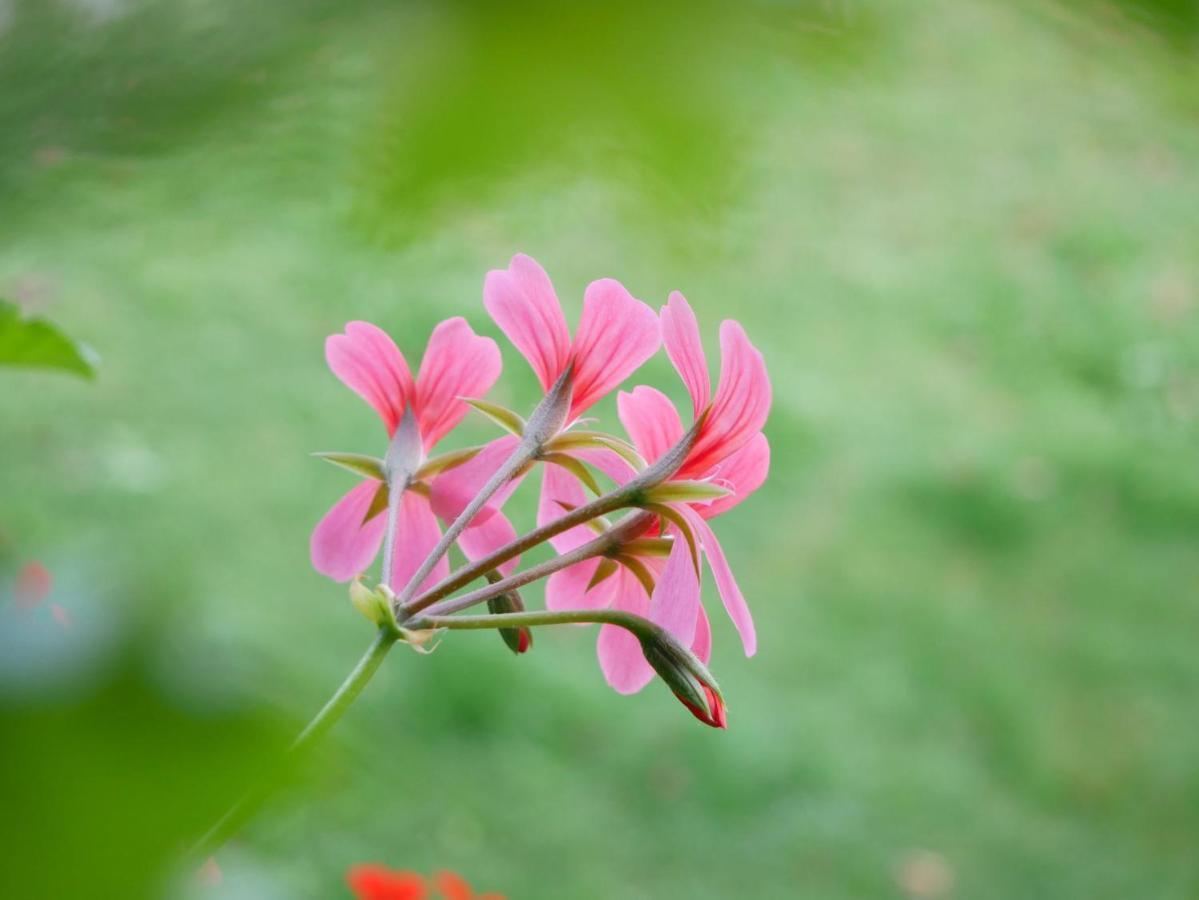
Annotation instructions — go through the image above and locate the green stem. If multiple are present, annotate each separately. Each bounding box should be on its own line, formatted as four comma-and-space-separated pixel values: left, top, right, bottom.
412, 608, 660, 639
189, 627, 399, 864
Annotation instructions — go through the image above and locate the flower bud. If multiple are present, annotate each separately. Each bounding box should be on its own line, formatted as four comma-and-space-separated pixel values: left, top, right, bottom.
485, 572, 532, 654
349, 576, 397, 629
638, 629, 727, 729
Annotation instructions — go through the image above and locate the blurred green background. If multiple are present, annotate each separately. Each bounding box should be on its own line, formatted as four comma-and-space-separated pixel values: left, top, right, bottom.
3, 1, 1198, 897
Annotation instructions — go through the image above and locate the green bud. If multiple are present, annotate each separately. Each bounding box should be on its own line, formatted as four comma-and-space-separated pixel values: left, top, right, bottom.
349, 577, 397, 629
639, 629, 727, 729
485, 572, 532, 654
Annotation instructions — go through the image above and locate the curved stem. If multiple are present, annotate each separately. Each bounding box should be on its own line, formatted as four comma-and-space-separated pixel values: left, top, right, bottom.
190, 627, 399, 864
413, 607, 661, 639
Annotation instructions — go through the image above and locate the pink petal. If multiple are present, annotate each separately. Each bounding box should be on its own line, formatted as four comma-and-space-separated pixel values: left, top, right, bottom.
415, 317, 502, 450
682, 320, 771, 478
700, 432, 771, 519
536, 459, 595, 554
483, 254, 571, 392
661, 291, 710, 417
647, 529, 701, 646
597, 570, 655, 694
428, 435, 523, 527
326, 322, 415, 435
569, 278, 661, 417
310, 480, 387, 581
692, 602, 712, 665
617, 386, 684, 464
457, 510, 519, 577
388, 491, 450, 596
680, 505, 757, 656
545, 557, 620, 612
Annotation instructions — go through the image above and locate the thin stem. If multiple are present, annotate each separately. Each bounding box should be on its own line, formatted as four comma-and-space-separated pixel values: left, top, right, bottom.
401, 495, 642, 619
380, 473, 409, 587
190, 627, 398, 863
417, 512, 652, 619
413, 607, 660, 639
394, 440, 537, 607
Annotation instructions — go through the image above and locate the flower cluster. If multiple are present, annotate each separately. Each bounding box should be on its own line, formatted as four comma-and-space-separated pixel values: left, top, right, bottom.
311, 254, 770, 727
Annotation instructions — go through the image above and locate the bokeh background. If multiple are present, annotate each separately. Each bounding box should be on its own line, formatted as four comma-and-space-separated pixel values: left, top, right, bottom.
3, 1, 1198, 897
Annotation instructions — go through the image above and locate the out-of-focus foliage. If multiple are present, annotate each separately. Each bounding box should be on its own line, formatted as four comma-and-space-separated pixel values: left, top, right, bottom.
2, 0, 1198, 898
0, 298, 97, 377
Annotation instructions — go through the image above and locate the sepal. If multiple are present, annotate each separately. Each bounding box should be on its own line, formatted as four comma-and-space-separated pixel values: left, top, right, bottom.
463, 397, 526, 437
642, 480, 731, 505
313, 452, 385, 481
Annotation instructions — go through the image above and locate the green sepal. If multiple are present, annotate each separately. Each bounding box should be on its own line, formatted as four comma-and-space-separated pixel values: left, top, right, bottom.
313, 452, 386, 481
541, 452, 603, 496
587, 557, 620, 590
416, 445, 482, 479
642, 503, 701, 578
616, 554, 657, 597
362, 482, 390, 524
643, 480, 732, 505
621, 537, 674, 558
545, 430, 647, 471
464, 397, 526, 436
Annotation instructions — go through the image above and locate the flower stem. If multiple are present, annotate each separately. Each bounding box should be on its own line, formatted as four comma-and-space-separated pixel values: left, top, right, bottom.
417, 511, 652, 619
189, 626, 399, 864
412, 608, 661, 639
394, 439, 536, 607
399, 412, 704, 620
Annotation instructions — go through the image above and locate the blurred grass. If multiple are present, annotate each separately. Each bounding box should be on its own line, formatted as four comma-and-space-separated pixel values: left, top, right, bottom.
2, 0, 1198, 897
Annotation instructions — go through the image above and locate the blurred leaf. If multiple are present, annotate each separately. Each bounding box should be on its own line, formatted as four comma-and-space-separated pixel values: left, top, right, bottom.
0, 299, 97, 378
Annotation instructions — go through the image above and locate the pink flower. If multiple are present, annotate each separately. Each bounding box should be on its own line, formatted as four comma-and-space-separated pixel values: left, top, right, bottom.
542, 292, 771, 695
429, 254, 660, 539
311, 318, 517, 589
482, 253, 660, 421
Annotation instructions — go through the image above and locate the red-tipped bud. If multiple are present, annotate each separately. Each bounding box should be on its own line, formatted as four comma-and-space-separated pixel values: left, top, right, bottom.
639, 629, 727, 730
676, 682, 727, 729
485, 572, 532, 655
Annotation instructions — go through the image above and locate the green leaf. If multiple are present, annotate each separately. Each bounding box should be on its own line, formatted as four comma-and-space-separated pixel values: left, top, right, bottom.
313, 452, 386, 481
0, 299, 98, 379
463, 397, 526, 436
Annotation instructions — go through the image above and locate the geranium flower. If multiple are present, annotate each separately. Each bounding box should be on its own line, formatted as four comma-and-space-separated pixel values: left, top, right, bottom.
310, 318, 517, 589
482, 253, 660, 422
346, 866, 504, 900
541, 292, 770, 696
430, 254, 660, 533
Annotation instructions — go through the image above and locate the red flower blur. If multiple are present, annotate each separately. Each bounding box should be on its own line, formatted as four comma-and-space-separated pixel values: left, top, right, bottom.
347, 866, 504, 900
